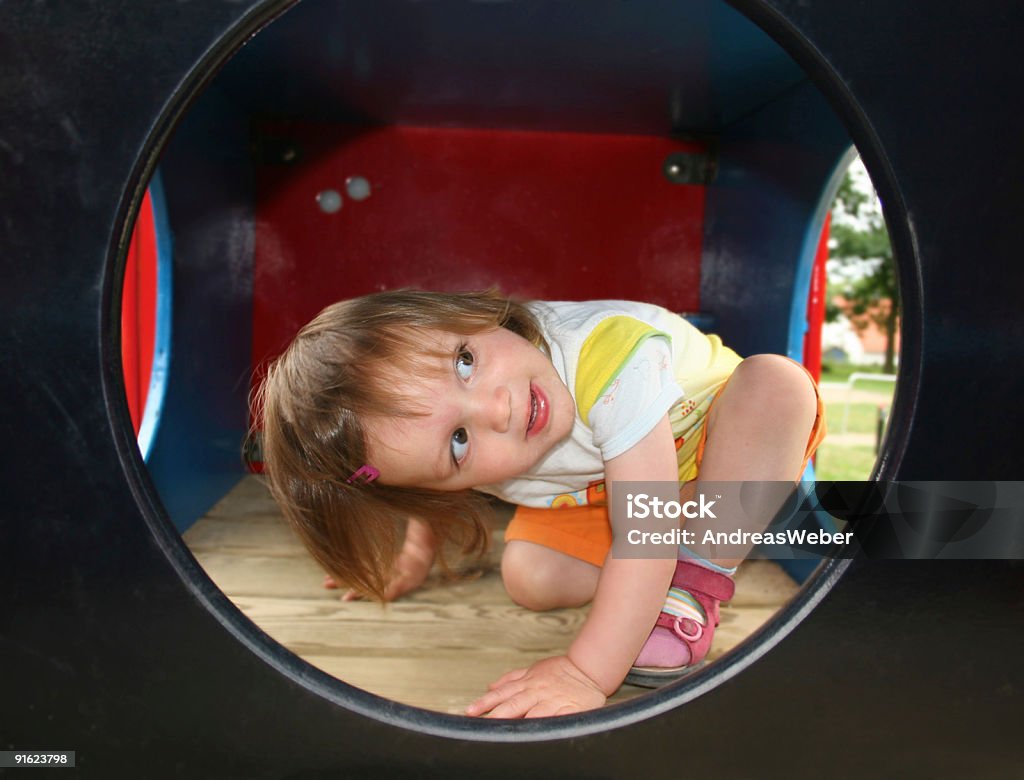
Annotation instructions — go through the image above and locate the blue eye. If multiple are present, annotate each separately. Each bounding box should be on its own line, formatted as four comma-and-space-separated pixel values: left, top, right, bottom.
451, 427, 469, 463
455, 346, 474, 380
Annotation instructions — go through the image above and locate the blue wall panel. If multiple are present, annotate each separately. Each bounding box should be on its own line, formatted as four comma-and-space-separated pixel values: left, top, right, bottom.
143, 85, 256, 532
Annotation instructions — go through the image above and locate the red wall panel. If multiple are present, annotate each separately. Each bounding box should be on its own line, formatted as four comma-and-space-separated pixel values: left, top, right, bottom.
121, 190, 157, 434
252, 124, 706, 367
803, 212, 830, 382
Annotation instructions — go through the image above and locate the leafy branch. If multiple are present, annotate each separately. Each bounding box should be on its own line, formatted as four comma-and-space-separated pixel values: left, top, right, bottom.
827, 167, 899, 373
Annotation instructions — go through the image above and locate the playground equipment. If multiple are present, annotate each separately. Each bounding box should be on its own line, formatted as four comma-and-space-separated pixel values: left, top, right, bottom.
2, 1, 1021, 776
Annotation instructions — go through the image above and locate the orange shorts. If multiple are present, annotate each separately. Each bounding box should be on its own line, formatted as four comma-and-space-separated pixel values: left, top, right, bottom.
504, 361, 827, 567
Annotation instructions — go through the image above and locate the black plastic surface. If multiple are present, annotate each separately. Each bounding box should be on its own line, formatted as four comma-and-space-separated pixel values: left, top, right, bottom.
1, 1, 1022, 777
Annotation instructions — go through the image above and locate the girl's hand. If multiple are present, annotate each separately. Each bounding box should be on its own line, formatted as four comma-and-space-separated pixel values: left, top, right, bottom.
324, 564, 430, 602
465, 655, 607, 718
325, 518, 437, 602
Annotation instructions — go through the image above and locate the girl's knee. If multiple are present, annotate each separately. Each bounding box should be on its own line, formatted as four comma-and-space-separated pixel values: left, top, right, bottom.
732, 355, 818, 421
501, 541, 598, 611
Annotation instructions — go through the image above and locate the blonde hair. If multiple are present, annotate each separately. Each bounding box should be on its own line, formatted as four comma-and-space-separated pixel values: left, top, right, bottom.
254, 289, 546, 601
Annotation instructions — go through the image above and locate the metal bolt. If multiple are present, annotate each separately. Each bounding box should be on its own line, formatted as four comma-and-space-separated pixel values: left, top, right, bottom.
345, 176, 372, 201
316, 189, 343, 214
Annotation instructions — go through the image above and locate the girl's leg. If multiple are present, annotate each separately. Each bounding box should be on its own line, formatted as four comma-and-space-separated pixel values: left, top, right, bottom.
501, 540, 600, 611
686, 353, 820, 567
631, 355, 819, 684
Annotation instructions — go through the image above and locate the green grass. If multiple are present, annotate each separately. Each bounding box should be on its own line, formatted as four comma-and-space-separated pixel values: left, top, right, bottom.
819, 360, 898, 394
848, 377, 898, 395
819, 359, 886, 382
827, 401, 888, 435
814, 395, 894, 481
814, 443, 878, 481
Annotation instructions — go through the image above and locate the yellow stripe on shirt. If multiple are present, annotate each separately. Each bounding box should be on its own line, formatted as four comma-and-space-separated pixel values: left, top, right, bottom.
574, 316, 669, 427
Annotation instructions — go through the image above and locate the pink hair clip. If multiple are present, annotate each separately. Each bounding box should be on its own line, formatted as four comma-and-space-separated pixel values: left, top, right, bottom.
346, 465, 380, 485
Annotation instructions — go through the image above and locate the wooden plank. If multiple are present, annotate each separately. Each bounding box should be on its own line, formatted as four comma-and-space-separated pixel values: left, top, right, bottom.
185, 477, 802, 714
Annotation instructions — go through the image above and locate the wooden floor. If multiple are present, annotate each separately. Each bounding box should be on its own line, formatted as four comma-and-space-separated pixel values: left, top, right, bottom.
184, 476, 801, 715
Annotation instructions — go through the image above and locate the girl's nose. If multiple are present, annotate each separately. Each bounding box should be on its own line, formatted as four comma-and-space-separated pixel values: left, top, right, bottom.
474, 385, 511, 433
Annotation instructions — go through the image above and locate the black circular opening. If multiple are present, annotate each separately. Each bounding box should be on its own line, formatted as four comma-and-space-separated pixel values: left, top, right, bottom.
109, 0, 910, 741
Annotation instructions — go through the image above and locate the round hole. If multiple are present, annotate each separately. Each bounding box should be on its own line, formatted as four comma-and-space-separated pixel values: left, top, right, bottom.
114, 0, 906, 740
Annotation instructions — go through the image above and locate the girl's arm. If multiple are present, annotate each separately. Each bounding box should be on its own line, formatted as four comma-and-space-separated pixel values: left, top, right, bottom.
567, 418, 679, 692
325, 517, 438, 602
467, 414, 679, 717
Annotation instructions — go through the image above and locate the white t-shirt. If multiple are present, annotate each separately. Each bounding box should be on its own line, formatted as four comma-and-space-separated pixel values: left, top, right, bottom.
478, 299, 731, 508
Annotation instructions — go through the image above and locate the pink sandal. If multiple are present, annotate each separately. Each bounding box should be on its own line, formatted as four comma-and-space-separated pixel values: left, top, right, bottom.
625, 559, 735, 688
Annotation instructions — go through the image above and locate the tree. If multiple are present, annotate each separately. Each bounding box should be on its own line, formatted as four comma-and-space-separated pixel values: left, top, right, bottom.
828, 163, 899, 373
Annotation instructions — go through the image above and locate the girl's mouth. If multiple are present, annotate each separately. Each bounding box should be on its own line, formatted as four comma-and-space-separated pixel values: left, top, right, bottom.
527, 384, 549, 437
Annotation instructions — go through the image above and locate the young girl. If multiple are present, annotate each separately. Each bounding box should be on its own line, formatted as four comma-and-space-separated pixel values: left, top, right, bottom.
257, 289, 825, 718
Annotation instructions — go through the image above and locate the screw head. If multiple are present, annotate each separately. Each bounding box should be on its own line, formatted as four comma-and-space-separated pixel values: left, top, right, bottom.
345, 176, 372, 201
316, 189, 343, 214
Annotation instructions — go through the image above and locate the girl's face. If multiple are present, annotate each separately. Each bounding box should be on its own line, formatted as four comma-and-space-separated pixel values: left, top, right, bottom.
365, 326, 575, 491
